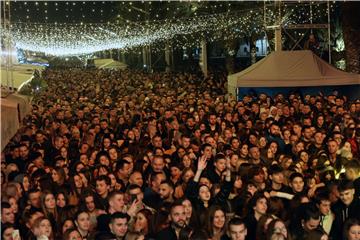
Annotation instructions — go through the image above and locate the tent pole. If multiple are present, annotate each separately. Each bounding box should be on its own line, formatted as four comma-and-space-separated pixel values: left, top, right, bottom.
263, 0, 270, 55
275, 1, 282, 51
200, 39, 208, 77
327, 1, 331, 64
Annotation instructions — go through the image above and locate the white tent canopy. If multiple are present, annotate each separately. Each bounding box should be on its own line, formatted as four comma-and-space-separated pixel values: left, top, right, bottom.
94, 58, 128, 70
227, 50, 360, 97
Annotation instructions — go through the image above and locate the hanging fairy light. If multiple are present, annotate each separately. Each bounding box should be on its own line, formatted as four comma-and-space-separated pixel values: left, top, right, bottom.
5, 9, 267, 56
3, 2, 330, 56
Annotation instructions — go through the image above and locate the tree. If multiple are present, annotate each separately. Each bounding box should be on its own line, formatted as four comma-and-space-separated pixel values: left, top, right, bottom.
341, 2, 360, 73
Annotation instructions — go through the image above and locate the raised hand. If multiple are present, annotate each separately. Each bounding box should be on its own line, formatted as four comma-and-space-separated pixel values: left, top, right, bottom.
127, 199, 142, 217
307, 186, 317, 198
197, 155, 208, 171
226, 156, 231, 170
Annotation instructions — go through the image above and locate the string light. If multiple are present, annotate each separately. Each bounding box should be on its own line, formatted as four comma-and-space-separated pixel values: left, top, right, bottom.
5, 10, 267, 56
4, 2, 332, 56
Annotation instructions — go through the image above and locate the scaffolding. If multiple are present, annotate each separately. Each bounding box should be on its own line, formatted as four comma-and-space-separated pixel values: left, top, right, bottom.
264, 1, 332, 63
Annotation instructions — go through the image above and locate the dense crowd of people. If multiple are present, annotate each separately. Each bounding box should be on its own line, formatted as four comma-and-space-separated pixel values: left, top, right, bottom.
1, 67, 360, 240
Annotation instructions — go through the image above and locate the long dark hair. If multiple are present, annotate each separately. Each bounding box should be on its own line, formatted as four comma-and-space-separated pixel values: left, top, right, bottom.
79, 190, 103, 212
56, 191, 69, 207
149, 210, 169, 237
135, 208, 153, 235
255, 214, 275, 240
205, 205, 226, 238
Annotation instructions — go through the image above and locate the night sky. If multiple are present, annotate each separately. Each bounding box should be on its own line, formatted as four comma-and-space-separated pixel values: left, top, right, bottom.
11, 1, 119, 23
10, 1, 250, 24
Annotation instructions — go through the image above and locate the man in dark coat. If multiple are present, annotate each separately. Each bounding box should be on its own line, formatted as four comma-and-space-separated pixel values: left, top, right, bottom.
156, 201, 187, 240
96, 212, 130, 240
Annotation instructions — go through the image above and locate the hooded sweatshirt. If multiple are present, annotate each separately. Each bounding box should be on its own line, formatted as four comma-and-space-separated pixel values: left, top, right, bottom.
331, 197, 360, 239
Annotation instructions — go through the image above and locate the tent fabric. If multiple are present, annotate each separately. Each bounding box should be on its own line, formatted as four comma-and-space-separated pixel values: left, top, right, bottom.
227, 50, 360, 95
1, 92, 32, 150
94, 59, 128, 70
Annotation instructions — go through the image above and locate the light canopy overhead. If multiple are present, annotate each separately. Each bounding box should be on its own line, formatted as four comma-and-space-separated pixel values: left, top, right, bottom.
3, 2, 332, 56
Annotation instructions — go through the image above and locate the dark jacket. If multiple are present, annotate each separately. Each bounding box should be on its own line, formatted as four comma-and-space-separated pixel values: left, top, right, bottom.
156, 226, 178, 240
244, 213, 257, 240
331, 198, 360, 239
94, 231, 123, 240
354, 177, 360, 199
143, 187, 162, 210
